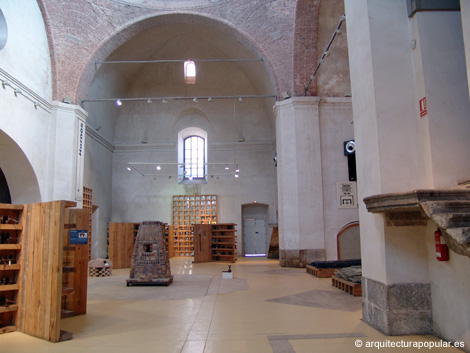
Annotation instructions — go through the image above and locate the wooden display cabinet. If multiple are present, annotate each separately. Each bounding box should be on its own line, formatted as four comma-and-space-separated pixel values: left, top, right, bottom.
211, 224, 237, 263
193, 223, 237, 263
0, 201, 89, 342
172, 195, 218, 257
0, 204, 23, 334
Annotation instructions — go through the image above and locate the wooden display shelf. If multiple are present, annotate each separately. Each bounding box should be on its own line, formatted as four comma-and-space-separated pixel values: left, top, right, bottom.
172, 195, 218, 258
0, 264, 20, 271
0, 284, 19, 292
61, 309, 74, 319
0, 244, 21, 250
62, 287, 75, 296
0, 203, 22, 339
0, 224, 22, 231
0, 205, 23, 211
0, 326, 16, 334
0, 304, 18, 313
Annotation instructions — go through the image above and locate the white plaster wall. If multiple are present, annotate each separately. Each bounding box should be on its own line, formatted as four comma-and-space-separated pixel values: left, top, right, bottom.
110, 97, 277, 257
83, 130, 113, 259
0, 0, 52, 203
0, 1, 51, 95
319, 98, 358, 260
426, 223, 470, 349
413, 11, 470, 188
461, 0, 470, 100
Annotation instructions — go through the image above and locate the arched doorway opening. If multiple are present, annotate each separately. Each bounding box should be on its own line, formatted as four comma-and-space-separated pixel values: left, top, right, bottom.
0, 130, 41, 204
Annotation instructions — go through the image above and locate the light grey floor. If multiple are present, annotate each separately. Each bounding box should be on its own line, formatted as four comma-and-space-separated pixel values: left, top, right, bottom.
0, 257, 461, 352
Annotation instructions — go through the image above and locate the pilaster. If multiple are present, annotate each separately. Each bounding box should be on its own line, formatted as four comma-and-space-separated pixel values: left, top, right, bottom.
274, 97, 326, 267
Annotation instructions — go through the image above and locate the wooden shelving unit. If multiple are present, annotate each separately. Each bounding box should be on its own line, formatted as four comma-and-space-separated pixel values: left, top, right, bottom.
172, 195, 218, 257
83, 187, 93, 261
61, 207, 90, 319
193, 223, 237, 263
0, 203, 23, 335
0, 201, 89, 342
211, 224, 237, 262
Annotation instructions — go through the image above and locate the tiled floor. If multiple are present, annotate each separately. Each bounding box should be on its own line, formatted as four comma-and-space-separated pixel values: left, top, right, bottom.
0, 257, 463, 352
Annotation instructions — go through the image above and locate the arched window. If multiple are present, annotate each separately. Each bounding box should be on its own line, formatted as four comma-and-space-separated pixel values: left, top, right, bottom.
184, 60, 196, 84
184, 135, 205, 179
178, 127, 208, 183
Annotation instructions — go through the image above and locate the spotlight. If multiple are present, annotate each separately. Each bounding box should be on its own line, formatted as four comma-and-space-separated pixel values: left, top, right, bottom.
116, 99, 122, 106
225, 165, 230, 170
156, 165, 161, 171
208, 97, 212, 102
127, 166, 131, 171
147, 98, 152, 103
193, 97, 198, 102
162, 99, 167, 103
234, 174, 239, 178
238, 96, 243, 102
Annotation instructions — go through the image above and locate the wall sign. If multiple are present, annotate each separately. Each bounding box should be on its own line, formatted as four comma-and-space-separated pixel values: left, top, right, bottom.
70, 229, 88, 245
337, 182, 358, 209
419, 97, 427, 118
75, 119, 85, 201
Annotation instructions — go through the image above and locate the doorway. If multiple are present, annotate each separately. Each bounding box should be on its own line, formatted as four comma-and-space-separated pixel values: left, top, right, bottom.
242, 204, 268, 257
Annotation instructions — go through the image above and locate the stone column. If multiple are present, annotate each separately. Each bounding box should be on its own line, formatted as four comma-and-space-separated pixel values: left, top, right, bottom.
274, 97, 326, 267
49, 102, 88, 205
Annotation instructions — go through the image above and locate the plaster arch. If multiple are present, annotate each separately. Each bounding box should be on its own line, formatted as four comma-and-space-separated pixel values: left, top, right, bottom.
0, 130, 41, 204
174, 108, 212, 136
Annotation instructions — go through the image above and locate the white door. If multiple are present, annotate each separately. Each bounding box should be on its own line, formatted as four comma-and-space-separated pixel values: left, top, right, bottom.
244, 218, 266, 256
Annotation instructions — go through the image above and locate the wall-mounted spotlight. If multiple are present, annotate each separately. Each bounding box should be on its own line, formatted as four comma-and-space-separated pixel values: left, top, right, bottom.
238, 97, 243, 102
156, 165, 161, 171
208, 97, 212, 102
193, 97, 198, 102
147, 98, 152, 103
162, 98, 167, 103
116, 99, 122, 106
127, 166, 131, 171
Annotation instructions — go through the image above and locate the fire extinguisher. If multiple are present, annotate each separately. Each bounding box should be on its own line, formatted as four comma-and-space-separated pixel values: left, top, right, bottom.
434, 228, 449, 261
